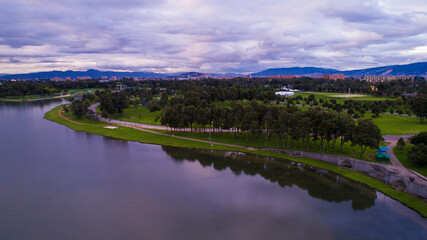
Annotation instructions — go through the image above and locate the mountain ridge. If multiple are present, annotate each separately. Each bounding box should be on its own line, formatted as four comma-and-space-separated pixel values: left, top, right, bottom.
252, 62, 427, 77
1, 62, 427, 80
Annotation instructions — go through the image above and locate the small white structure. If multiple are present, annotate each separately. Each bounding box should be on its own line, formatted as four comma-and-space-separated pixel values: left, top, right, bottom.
275, 91, 294, 97
281, 86, 300, 92
104, 126, 118, 129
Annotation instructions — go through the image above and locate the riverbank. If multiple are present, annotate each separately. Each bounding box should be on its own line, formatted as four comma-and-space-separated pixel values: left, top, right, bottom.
44, 105, 427, 217
0, 94, 73, 102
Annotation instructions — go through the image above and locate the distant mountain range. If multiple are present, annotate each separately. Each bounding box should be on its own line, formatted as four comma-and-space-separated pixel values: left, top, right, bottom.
0, 69, 169, 80
252, 62, 427, 77
1, 62, 426, 80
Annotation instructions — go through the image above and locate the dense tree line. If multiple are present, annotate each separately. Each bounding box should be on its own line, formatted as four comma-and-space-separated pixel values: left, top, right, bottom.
2, 76, 425, 99
161, 96, 382, 158
0, 80, 105, 98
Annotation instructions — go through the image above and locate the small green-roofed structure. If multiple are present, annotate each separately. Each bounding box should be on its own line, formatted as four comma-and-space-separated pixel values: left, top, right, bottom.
376, 147, 390, 162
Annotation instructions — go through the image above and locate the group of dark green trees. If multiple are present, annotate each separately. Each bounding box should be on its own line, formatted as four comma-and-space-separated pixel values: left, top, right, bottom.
98, 90, 130, 117
407, 132, 427, 166
160, 94, 382, 158
0, 80, 104, 98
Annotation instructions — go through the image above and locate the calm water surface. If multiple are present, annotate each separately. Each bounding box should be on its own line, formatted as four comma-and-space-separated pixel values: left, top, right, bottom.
0, 100, 426, 240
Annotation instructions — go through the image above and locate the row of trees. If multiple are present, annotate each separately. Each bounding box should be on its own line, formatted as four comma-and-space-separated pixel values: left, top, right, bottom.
161, 100, 382, 158
0, 80, 104, 98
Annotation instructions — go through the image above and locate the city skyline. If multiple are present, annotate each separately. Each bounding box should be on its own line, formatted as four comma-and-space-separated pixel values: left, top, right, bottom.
1, 0, 427, 74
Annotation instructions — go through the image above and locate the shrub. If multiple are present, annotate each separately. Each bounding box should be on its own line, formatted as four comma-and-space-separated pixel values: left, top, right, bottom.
396, 137, 405, 150
407, 143, 427, 166
409, 132, 427, 145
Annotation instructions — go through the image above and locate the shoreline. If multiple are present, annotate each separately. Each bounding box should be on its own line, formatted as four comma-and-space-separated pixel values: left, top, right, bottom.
0, 94, 73, 102
44, 104, 427, 218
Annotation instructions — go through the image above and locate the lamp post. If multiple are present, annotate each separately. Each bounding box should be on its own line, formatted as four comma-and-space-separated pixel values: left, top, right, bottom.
210, 121, 213, 147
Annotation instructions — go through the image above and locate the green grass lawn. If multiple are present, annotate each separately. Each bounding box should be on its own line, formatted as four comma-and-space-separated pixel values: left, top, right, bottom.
294, 92, 394, 103
109, 105, 163, 126
44, 104, 427, 218
365, 113, 427, 135
292, 106, 425, 135
393, 144, 427, 177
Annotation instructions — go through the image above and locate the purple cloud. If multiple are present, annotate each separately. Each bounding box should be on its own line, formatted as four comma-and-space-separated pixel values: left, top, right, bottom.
0, 0, 427, 74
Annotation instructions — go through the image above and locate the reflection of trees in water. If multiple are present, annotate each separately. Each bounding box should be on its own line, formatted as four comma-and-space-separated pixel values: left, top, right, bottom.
1, 98, 65, 108
162, 146, 377, 211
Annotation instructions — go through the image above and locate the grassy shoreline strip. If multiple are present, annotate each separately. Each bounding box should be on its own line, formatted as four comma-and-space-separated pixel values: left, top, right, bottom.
44, 105, 427, 218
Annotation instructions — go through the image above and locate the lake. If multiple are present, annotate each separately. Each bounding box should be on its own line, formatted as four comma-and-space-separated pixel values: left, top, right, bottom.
0, 100, 426, 240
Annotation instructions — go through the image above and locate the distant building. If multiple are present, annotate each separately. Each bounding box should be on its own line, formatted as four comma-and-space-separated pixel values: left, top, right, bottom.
115, 84, 127, 91
322, 74, 345, 80
275, 91, 294, 97
110, 76, 117, 81
77, 76, 91, 80
280, 86, 300, 92
364, 75, 413, 83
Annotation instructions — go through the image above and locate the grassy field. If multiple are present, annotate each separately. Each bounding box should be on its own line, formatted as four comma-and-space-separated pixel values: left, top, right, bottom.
44, 104, 427, 217
393, 144, 427, 177
108, 105, 163, 126
294, 106, 425, 135
366, 113, 427, 135
294, 92, 395, 103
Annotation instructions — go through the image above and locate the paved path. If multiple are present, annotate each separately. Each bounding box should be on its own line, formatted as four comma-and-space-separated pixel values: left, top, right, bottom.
385, 142, 404, 167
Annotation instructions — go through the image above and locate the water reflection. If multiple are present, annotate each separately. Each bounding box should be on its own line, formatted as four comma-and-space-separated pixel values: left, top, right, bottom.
162, 146, 377, 211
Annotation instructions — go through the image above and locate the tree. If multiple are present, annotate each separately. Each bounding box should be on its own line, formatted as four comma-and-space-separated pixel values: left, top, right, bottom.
70, 99, 88, 119
410, 95, 427, 123
409, 132, 427, 145
396, 137, 405, 150
351, 119, 382, 159
160, 92, 169, 106
100, 94, 117, 117
407, 143, 427, 166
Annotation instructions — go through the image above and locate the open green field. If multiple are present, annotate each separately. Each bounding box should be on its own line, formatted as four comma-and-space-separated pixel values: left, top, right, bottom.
366, 113, 427, 135
294, 92, 394, 103
294, 106, 425, 135
105, 105, 163, 126
43, 105, 427, 218
393, 144, 427, 177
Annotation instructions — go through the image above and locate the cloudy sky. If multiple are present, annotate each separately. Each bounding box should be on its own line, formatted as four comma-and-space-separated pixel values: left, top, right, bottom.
1, 0, 427, 74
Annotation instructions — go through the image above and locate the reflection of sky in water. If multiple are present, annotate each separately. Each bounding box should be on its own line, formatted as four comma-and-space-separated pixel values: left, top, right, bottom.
0, 100, 426, 240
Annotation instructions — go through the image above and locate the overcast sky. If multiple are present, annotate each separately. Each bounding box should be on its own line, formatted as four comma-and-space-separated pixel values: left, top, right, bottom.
1, 0, 427, 74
